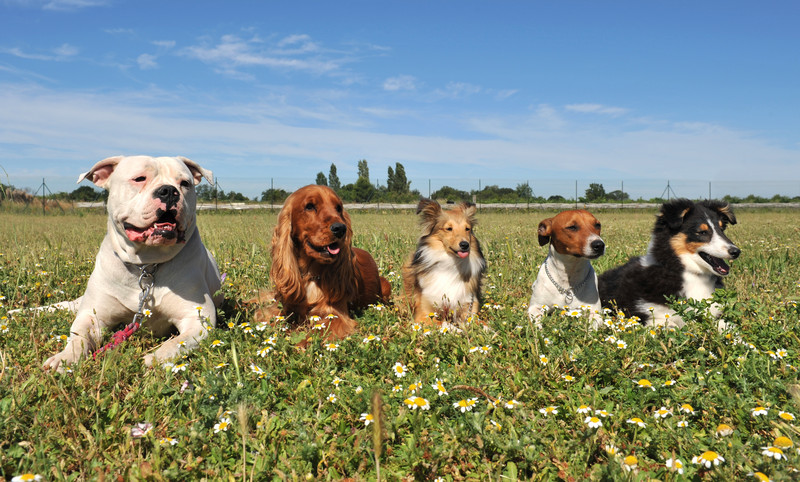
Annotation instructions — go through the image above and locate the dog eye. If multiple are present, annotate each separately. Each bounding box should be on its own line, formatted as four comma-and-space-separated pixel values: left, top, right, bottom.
595, 223, 601, 230
566, 225, 578, 231
305, 202, 315, 211
446, 227, 453, 231
180, 180, 191, 188
132, 176, 146, 183
465, 227, 471, 232
336, 205, 343, 213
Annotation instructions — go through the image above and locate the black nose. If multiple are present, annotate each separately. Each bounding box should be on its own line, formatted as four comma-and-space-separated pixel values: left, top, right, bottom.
459, 241, 470, 251
729, 246, 741, 259
330, 222, 347, 239
154, 184, 180, 206
591, 239, 605, 254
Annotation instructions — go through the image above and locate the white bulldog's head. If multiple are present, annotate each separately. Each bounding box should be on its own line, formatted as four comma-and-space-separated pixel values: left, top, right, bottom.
79, 156, 212, 257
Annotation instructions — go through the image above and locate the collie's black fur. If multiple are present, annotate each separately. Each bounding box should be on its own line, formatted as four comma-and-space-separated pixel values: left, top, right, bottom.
598, 199, 740, 325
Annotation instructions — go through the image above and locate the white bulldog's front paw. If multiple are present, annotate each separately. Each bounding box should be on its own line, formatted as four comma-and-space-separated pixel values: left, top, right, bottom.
143, 353, 156, 367
43, 350, 80, 373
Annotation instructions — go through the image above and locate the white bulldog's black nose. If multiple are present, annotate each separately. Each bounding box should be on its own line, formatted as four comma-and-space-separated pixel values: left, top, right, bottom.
154, 184, 180, 207
330, 222, 346, 238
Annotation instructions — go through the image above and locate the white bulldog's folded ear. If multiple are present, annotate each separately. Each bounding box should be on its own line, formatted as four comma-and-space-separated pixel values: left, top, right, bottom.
178, 157, 213, 185
78, 156, 124, 188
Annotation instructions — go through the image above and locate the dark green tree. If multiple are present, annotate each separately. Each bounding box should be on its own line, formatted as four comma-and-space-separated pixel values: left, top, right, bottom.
328, 163, 341, 190
261, 188, 290, 203
353, 176, 375, 202
386, 165, 395, 192
357, 159, 370, 181
69, 185, 105, 201
515, 182, 533, 200
391, 163, 410, 193
315, 172, 328, 186
583, 183, 606, 202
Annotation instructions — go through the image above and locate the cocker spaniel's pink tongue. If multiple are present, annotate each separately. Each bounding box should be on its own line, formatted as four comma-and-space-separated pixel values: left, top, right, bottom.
327, 244, 341, 255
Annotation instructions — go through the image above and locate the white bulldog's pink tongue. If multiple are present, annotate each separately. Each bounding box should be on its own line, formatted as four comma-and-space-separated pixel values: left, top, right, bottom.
458, 251, 469, 258
327, 245, 341, 255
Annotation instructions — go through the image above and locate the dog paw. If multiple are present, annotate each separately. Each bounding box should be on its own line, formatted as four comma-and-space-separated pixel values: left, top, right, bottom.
43, 351, 77, 373
143, 353, 156, 367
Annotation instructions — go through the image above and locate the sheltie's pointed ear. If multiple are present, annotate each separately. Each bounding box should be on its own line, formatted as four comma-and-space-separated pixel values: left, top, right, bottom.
703, 200, 737, 226
657, 198, 695, 231
416, 198, 441, 234
460, 202, 478, 225
537, 217, 553, 246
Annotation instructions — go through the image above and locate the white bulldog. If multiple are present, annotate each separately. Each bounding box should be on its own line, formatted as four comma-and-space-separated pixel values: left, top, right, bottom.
43, 155, 222, 372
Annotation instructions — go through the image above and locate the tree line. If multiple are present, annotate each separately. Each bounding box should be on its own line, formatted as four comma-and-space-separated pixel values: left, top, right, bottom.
3, 175, 799, 207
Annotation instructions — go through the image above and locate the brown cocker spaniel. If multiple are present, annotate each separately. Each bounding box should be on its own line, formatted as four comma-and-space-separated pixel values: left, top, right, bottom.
254, 185, 391, 339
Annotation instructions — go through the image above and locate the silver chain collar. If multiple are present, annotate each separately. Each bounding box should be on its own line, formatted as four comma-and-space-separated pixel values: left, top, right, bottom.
543, 257, 591, 305
132, 264, 158, 324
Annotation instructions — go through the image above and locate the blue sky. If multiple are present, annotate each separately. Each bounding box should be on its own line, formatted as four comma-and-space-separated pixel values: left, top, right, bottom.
1, 0, 799, 199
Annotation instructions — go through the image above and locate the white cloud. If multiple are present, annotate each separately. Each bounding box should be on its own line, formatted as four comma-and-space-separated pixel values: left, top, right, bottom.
0, 83, 797, 197
1, 43, 78, 61
383, 75, 417, 91
494, 89, 519, 101
565, 103, 629, 116
152, 40, 176, 49
438, 81, 481, 99
137, 53, 157, 70
181, 34, 340, 75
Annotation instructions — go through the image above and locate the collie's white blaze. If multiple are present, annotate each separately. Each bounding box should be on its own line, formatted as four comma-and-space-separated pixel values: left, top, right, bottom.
416, 247, 484, 310
640, 238, 656, 267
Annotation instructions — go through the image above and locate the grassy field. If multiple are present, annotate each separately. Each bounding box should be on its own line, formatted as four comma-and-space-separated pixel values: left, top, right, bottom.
1, 207, 799, 481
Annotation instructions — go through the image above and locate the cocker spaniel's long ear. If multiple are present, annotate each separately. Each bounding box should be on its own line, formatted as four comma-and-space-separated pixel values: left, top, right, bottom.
338, 208, 359, 302
270, 196, 304, 306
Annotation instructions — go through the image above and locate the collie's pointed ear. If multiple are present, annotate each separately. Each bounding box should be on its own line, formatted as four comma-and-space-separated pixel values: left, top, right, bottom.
703, 200, 737, 226
416, 198, 441, 233
270, 194, 303, 306
537, 217, 553, 246
657, 198, 695, 231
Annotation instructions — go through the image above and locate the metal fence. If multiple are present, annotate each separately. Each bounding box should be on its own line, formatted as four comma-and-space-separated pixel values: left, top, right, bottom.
5, 175, 800, 205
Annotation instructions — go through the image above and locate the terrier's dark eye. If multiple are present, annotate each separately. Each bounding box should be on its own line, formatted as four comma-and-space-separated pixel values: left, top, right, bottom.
305, 202, 315, 211
566, 225, 578, 231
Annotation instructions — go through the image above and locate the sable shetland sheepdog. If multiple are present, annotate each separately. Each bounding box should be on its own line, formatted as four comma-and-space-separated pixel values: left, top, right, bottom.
402, 199, 487, 324
598, 199, 740, 329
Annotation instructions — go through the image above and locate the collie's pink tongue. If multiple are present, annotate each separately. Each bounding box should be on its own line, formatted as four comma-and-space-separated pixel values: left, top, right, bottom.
327, 245, 341, 255
458, 251, 469, 258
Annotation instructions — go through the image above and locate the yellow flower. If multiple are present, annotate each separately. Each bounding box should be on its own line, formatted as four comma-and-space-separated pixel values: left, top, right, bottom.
622, 455, 638, 472
626, 417, 646, 428
692, 450, 724, 468
359, 413, 374, 426
715, 423, 734, 437
403, 396, 430, 410
761, 446, 785, 460
635, 379, 655, 391
773, 436, 793, 449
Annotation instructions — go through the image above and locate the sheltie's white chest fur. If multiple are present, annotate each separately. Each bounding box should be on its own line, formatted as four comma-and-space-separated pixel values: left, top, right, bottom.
415, 247, 485, 309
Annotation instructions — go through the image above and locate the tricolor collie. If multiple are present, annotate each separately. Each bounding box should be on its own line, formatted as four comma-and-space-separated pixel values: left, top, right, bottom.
598, 199, 740, 329
402, 199, 486, 324
527, 210, 605, 327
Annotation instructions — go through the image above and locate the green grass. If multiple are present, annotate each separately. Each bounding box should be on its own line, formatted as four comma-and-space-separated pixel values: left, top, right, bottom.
1, 208, 799, 480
